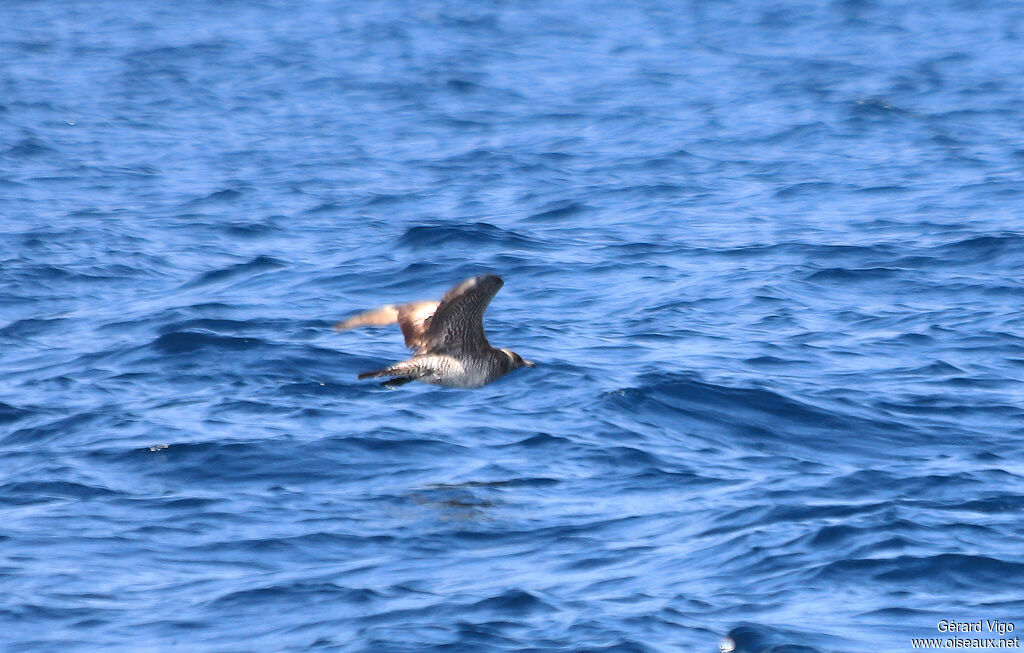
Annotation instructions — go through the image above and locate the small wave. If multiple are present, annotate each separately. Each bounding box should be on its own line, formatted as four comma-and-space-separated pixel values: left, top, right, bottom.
606, 373, 915, 453
744, 355, 806, 368
523, 201, 589, 222
774, 181, 838, 198
469, 589, 552, 615
0, 480, 120, 505
3, 412, 107, 447
3, 136, 55, 158
816, 553, 1024, 591
929, 233, 1024, 266
0, 402, 34, 424
951, 494, 1024, 514
0, 316, 68, 339
362, 191, 425, 207
150, 331, 264, 354
804, 266, 903, 282
846, 97, 911, 119
0, 176, 26, 188
183, 187, 246, 206
498, 433, 572, 448
127, 40, 231, 62
854, 184, 908, 194
157, 318, 253, 336
224, 219, 280, 238
723, 622, 834, 653
397, 222, 540, 249
209, 582, 383, 609
304, 201, 342, 215
182, 255, 286, 288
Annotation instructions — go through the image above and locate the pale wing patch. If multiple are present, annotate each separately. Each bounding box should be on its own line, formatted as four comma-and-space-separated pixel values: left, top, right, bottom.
333, 305, 399, 331
396, 301, 439, 352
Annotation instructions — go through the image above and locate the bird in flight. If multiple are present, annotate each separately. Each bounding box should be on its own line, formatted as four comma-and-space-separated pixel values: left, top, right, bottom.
334, 274, 535, 388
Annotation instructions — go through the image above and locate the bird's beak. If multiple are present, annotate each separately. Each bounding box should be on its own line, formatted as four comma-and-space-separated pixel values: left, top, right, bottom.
524, 359, 536, 368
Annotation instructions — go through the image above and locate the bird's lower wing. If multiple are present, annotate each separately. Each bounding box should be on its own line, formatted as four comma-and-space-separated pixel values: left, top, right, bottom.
335, 301, 438, 353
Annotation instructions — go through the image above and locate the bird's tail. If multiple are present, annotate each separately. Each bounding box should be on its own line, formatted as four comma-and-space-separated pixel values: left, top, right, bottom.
358, 364, 415, 387
358, 359, 418, 381
333, 305, 399, 331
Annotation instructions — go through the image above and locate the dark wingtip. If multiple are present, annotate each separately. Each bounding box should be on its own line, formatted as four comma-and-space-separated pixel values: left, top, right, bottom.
358, 370, 381, 380
476, 274, 503, 287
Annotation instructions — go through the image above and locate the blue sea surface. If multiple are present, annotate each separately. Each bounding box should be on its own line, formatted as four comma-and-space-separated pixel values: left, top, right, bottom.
2, 1, 1024, 651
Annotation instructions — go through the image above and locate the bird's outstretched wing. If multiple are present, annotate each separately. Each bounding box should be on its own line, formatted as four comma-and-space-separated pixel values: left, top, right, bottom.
422, 275, 503, 355
334, 301, 439, 353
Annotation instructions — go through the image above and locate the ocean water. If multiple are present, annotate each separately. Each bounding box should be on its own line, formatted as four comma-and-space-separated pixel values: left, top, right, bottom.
2, 0, 1024, 651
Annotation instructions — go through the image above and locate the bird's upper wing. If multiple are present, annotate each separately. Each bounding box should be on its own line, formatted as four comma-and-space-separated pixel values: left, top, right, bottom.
422, 275, 503, 354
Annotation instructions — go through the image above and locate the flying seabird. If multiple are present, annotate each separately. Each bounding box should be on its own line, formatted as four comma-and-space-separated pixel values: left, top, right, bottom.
334, 274, 535, 388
